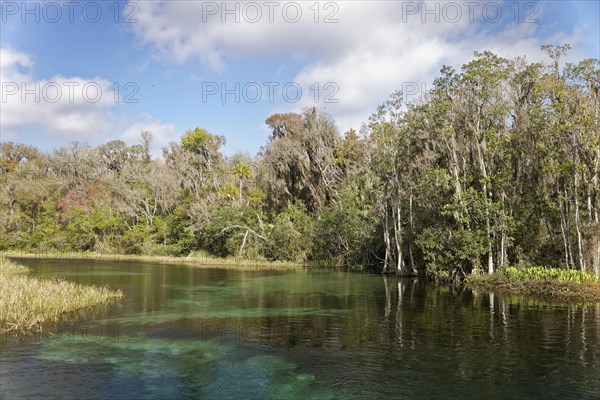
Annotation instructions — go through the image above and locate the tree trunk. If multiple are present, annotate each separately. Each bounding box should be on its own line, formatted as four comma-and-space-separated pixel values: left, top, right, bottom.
586, 171, 593, 223
499, 190, 507, 269
594, 239, 600, 276
239, 230, 249, 257
558, 184, 570, 269
408, 192, 416, 274
500, 231, 505, 269
566, 202, 575, 268
474, 113, 494, 275
478, 146, 494, 275
383, 207, 394, 273
593, 148, 600, 224
573, 167, 586, 271
393, 195, 405, 276
447, 136, 465, 222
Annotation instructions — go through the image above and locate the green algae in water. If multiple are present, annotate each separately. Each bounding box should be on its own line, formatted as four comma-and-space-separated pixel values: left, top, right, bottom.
182, 352, 335, 400
37, 335, 336, 399
39, 336, 232, 396
99, 307, 345, 326
39, 336, 222, 364
162, 272, 382, 297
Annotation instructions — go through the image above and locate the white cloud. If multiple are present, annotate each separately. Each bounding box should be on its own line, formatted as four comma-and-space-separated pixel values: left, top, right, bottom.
293, 21, 581, 133
129, 1, 585, 133
0, 47, 34, 81
120, 113, 178, 157
0, 47, 179, 158
0, 46, 115, 140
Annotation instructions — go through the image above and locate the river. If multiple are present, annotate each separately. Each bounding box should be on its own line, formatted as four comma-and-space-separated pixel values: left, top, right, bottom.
1, 259, 599, 399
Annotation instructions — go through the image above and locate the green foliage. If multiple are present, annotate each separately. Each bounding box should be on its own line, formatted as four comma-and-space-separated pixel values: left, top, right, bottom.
312, 192, 379, 269
64, 208, 97, 251
28, 212, 65, 251
62, 208, 126, 252
416, 227, 486, 277
504, 266, 600, 284
0, 231, 31, 251
161, 207, 196, 255
232, 162, 252, 180
181, 128, 224, 154
270, 202, 314, 262
246, 189, 266, 206
120, 225, 148, 255
219, 182, 238, 200
202, 204, 267, 258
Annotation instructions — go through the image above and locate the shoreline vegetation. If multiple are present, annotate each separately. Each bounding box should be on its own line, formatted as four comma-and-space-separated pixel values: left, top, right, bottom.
467, 267, 600, 303
4, 251, 600, 304
0, 256, 123, 335
2, 250, 305, 270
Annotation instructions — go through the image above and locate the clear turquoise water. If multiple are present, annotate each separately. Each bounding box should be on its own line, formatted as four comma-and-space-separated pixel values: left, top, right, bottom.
1, 259, 599, 399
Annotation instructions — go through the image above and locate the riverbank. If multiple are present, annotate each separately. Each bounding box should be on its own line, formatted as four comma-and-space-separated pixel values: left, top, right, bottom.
2, 251, 306, 271
5, 251, 599, 304
467, 272, 600, 303
0, 257, 123, 334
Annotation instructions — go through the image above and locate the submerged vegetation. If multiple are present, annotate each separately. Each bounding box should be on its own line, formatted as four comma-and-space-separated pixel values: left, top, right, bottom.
0, 256, 123, 334
1, 46, 599, 288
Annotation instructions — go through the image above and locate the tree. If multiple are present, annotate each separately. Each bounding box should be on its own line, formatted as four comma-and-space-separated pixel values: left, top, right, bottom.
259, 107, 341, 213
164, 128, 226, 196
232, 162, 252, 202
139, 131, 153, 164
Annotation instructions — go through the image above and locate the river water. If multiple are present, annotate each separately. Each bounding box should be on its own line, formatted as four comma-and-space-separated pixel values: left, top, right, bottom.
1, 259, 599, 399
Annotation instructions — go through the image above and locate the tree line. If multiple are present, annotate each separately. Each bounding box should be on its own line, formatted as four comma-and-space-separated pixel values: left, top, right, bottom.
1, 46, 598, 278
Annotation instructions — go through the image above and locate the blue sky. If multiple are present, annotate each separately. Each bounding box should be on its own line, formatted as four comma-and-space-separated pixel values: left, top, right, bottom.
1, 0, 598, 157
